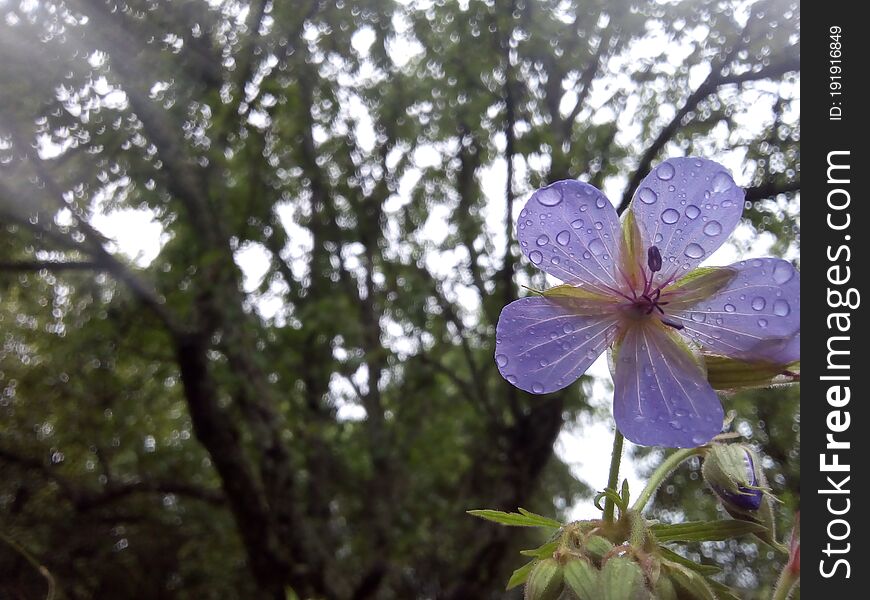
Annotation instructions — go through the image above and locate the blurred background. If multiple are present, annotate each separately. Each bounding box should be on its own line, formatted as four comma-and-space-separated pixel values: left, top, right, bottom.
0, 0, 799, 598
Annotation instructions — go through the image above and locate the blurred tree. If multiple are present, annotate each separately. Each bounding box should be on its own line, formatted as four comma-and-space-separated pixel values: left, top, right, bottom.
0, 0, 798, 598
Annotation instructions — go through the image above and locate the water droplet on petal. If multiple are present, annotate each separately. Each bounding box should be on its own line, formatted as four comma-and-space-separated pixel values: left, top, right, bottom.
773, 262, 794, 284
550, 256, 561, 265
496, 354, 508, 368
555, 230, 571, 246
589, 239, 606, 256
638, 187, 658, 204
703, 221, 722, 236
537, 187, 562, 206
656, 162, 676, 181
595, 197, 607, 209
684, 243, 705, 259
536, 234, 549, 246
571, 218, 584, 229
532, 382, 545, 393
758, 318, 768, 328
712, 172, 733, 193
751, 297, 766, 311
773, 299, 791, 316
529, 250, 543, 264
661, 208, 680, 224
654, 233, 663, 243
690, 312, 706, 323
685, 205, 700, 219
724, 303, 736, 313
579, 204, 589, 212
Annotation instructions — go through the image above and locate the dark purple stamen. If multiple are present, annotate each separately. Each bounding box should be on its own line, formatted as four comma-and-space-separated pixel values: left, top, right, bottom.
647, 245, 663, 273
660, 318, 684, 331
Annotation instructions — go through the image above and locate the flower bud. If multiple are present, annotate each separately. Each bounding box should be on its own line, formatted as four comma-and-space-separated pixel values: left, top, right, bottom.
583, 534, 614, 563
702, 444, 764, 511
653, 574, 678, 600
524, 558, 564, 600
564, 558, 599, 600
598, 557, 650, 600
666, 565, 715, 600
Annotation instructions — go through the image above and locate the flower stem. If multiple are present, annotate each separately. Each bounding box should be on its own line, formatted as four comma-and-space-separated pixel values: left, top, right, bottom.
631, 447, 705, 513
771, 565, 799, 600
603, 429, 625, 523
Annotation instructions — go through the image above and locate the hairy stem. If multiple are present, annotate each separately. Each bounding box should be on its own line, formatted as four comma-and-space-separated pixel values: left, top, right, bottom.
631, 447, 705, 513
771, 566, 799, 600
603, 429, 625, 523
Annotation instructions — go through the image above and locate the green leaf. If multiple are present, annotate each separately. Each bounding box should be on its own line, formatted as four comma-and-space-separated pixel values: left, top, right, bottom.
520, 540, 559, 558
506, 560, 536, 590
706, 579, 742, 600
467, 509, 562, 529
650, 520, 767, 543
658, 547, 721, 576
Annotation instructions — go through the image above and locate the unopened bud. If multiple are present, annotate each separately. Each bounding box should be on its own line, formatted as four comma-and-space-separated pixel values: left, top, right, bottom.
667, 565, 715, 600
702, 444, 764, 511
564, 558, 599, 600
598, 557, 650, 600
584, 534, 614, 562
653, 574, 678, 600
524, 558, 564, 600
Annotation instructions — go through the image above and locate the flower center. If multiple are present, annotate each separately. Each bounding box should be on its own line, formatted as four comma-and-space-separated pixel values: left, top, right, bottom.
625, 245, 683, 330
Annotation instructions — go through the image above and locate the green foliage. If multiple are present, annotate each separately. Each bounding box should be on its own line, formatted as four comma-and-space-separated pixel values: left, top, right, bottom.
0, 0, 798, 598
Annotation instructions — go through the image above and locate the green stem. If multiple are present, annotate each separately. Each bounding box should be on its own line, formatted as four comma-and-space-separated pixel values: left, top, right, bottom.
603, 429, 625, 523
631, 447, 705, 513
771, 566, 799, 600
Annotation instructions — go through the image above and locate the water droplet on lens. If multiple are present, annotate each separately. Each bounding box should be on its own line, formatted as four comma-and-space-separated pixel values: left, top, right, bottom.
496, 354, 508, 368
661, 208, 680, 224
773, 262, 794, 284
537, 187, 562, 206
751, 297, 766, 311
638, 187, 658, 204
773, 299, 790, 316
589, 239, 606, 256
656, 162, 676, 180
529, 250, 543, 264
684, 243, 705, 259
556, 230, 571, 246
536, 234, 549, 246
703, 221, 722, 236
685, 205, 700, 219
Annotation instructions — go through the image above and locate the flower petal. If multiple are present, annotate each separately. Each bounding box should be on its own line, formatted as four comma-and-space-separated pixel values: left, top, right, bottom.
495, 296, 619, 394
629, 157, 745, 287
517, 180, 622, 296
613, 322, 723, 447
667, 258, 800, 362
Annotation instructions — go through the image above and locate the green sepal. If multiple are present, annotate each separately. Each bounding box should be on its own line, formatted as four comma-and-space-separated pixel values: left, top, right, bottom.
704, 354, 799, 391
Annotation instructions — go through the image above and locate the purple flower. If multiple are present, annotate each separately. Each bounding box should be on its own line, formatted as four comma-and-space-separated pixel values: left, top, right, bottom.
495, 158, 800, 447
